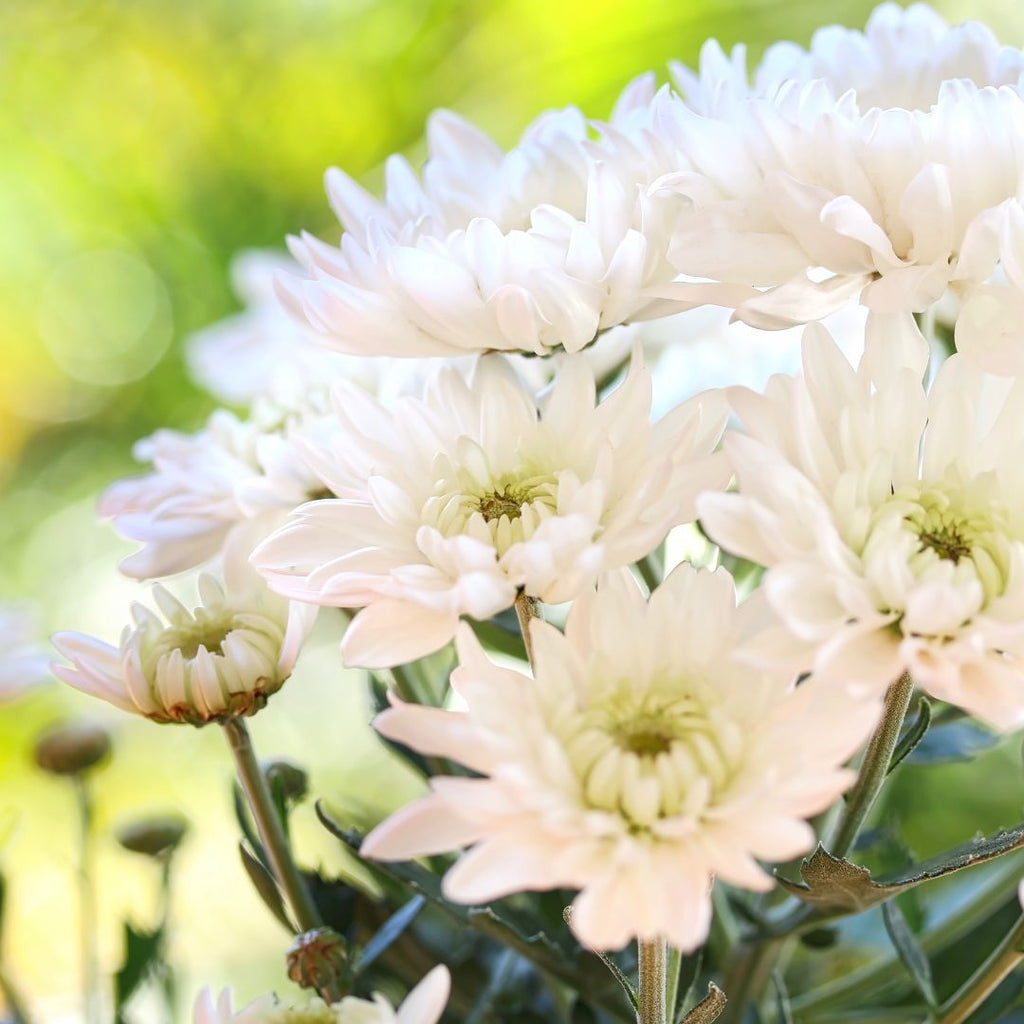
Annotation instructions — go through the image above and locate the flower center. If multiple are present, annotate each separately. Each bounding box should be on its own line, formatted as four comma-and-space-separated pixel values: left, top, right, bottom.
563, 686, 739, 828
163, 613, 234, 660
476, 486, 528, 522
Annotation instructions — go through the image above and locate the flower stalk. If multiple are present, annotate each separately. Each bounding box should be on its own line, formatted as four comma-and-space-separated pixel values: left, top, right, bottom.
637, 937, 667, 1024
829, 672, 915, 859
222, 717, 322, 933
936, 912, 1024, 1024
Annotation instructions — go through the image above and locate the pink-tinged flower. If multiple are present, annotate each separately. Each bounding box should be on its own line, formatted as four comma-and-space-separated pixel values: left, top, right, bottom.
277, 96, 750, 359
253, 353, 729, 669
362, 566, 880, 951
101, 405, 332, 580
699, 320, 1024, 732
0, 604, 49, 703
653, 3, 1024, 328
52, 557, 315, 726
192, 966, 450, 1024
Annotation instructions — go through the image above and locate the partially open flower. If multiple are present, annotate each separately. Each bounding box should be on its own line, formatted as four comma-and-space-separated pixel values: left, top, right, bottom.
192, 965, 450, 1024
52, 560, 315, 726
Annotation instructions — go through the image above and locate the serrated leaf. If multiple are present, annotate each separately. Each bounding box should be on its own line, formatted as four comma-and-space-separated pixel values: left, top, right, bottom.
882, 900, 937, 1009
777, 823, 1024, 917
239, 842, 293, 932
114, 922, 163, 1022
356, 895, 426, 974
680, 983, 727, 1024
888, 695, 931, 774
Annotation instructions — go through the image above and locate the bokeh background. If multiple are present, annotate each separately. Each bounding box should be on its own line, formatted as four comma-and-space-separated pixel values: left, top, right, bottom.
2, 0, 1023, 1021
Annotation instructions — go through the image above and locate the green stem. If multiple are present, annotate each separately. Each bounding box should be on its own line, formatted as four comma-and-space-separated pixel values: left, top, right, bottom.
638, 938, 667, 1024
74, 776, 100, 1024
936, 913, 1024, 1024
514, 592, 539, 667
717, 938, 785, 1024
222, 718, 322, 933
829, 672, 914, 860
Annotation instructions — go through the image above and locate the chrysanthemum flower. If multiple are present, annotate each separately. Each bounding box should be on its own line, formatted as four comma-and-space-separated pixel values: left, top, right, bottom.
101, 405, 332, 579
699, 321, 1024, 732
52, 559, 315, 725
253, 353, 728, 668
277, 95, 748, 359
192, 966, 450, 1024
362, 566, 879, 951
0, 604, 49, 703
656, 2, 1024, 329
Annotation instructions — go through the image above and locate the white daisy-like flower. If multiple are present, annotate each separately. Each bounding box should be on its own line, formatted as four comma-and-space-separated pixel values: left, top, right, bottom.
253, 353, 729, 668
362, 566, 880, 951
192, 966, 450, 1024
101, 404, 333, 580
656, 2, 1024, 329
278, 93, 749, 360
0, 604, 49, 703
52, 556, 315, 726
699, 319, 1024, 732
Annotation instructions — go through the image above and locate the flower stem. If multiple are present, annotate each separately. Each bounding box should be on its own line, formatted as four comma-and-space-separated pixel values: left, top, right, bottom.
637, 937, 667, 1024
829, 671, 914, 859
222, 717, 322, 933
514, 592, 539, 667
74, 775, 100, 1024
936, 912, 1024, 1024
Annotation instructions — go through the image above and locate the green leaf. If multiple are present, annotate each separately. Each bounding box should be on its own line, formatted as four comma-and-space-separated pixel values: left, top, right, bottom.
776, 822, 1024, 918
674, 948, 705, 1023
356, 895, 426, 975
906, 717, 998, 766
679, 983, 727, 1024
772, 972, 794, 1024
882, 899, 937, 1009
238, 842, 293, 932
114, 922, 163, 1022
887, 695, 931, 774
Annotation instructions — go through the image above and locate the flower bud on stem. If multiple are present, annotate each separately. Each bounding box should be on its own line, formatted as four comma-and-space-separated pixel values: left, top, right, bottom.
222, 718, 322, 934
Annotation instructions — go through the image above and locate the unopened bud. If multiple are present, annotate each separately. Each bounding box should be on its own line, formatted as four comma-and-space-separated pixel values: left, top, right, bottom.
264, 759, 308, 803
116, 814, 188, 859
34, 721, 111, 776
287, 927, 348, 1003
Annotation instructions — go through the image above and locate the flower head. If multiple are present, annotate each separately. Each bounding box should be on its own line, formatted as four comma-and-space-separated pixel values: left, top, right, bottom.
101, 405, 332, 580
52, 558, 315, 725
655, 2, 1024, 328
699, 319, 1024, 731
192, 966, 450, 1024
362, 566, 879, 951
254, 353, 728, 668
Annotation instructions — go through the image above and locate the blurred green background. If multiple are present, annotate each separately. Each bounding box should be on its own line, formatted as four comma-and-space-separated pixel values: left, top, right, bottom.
1, 0, 1022, 1020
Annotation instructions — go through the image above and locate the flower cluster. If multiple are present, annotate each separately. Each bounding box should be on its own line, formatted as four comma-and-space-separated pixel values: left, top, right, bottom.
40, 2, 1024, 1019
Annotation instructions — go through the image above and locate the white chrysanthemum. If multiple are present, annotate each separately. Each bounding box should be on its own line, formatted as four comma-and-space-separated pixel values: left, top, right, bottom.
655, 2, 1024, 328
362, 566, 880, 951
192, 966, 449, 1024
278, 93, 749, 360
101, 404, 334, 579
699, 320, 1024, 732
52, 558, 315, 726
253, 353, 729, 668
0, 604, 49, 703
